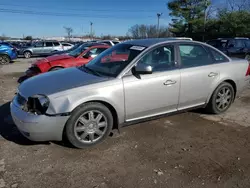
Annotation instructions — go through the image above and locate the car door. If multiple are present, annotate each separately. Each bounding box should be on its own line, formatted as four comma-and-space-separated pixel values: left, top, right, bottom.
177, 43, 221, 110
32, 42, 44, 55
226, 39, 246, 59
44, 42, 54, 54
123, 44, 181, 121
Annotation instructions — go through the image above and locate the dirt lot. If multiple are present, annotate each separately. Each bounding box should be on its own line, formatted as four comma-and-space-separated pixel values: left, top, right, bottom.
0, 59, 250, 188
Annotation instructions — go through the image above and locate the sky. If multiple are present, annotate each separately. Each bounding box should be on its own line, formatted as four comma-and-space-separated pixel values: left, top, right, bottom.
0, 0, 224, 38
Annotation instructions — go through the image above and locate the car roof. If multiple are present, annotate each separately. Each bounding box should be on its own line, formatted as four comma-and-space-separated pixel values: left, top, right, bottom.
123, 38, 195, 47
88, 45, 110, 48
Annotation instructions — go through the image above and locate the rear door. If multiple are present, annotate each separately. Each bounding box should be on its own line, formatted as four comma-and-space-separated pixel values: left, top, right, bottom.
177, 43, 221, 110
44, 42, 54, 54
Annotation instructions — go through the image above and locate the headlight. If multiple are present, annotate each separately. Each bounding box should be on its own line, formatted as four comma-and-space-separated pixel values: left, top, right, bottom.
27, 94, 50, 115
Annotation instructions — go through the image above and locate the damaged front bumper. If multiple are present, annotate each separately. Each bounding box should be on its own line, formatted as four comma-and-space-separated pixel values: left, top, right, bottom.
18, 66, 41, 83
10, 94, 70, 141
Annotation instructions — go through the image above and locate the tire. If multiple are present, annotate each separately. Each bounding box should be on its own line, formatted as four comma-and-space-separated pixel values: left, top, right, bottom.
49, 67, 63, 71
0, 54, 10, 64
205, 82, 235, 114
24, 51, 32, 59
65, 102, 113, 149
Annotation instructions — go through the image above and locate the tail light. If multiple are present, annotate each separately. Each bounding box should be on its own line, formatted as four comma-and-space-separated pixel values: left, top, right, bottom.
246, 63, 250, 76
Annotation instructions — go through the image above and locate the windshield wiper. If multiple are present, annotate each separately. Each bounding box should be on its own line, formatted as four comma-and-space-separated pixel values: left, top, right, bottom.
81, 65, 102, 77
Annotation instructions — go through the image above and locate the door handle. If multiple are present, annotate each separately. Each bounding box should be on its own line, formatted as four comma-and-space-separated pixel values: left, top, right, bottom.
164, 80, 177, 86
208, 72, 218, 77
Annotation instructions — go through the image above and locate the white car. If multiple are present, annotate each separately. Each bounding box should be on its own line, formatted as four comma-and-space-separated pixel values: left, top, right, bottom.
61, 43, 74, 50
98, 40, 120, 46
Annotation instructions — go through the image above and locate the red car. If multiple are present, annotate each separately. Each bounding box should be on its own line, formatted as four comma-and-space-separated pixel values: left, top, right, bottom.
18, 44, 110, 82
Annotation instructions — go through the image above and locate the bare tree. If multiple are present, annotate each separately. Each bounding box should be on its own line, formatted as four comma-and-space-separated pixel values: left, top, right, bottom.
128, 24, 171, 39
226, 0, 250, 11
64, 27, 73, 41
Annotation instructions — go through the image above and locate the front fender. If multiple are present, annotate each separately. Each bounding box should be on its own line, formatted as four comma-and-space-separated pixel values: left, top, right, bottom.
47, 81, 125, 124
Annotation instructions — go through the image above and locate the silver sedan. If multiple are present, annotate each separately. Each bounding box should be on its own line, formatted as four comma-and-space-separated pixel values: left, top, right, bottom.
11, 38, 250, 148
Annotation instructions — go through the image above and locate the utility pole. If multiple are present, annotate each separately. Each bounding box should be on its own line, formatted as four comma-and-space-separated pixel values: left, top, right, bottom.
203, 0, 209, 42
157, 13, 163, 38
90, 22, 93, 41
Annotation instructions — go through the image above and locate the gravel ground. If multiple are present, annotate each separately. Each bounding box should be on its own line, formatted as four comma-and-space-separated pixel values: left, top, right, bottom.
0, 59, 250, 188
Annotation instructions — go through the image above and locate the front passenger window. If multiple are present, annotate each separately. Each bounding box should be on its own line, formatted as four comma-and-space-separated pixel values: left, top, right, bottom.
179, 44, 213, 68
137, 45, 175, 72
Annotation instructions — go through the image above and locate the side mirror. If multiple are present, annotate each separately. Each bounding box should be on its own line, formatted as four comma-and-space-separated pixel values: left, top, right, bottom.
135, 64, 152, 74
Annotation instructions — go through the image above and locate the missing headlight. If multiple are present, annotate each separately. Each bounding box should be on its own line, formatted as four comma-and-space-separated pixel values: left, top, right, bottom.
26, 95, 50, 115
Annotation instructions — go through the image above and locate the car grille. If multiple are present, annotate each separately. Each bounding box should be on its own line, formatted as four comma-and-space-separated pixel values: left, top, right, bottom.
16, 93, 27, 106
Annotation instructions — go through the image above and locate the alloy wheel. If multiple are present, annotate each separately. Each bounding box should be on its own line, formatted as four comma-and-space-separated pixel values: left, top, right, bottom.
24, 52, 31, 58
215, 87, 232, 111
74, 110, 108, 144
0, 55, 10, 64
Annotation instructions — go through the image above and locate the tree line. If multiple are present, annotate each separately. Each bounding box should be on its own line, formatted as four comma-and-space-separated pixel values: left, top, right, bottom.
128, 0, 250, 41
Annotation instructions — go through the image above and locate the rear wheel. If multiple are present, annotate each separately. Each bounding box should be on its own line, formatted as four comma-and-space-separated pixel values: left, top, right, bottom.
205, 82, 234, 114
24, 51, 32, 59
0, 54, 10, 64
65, 102, 113, 148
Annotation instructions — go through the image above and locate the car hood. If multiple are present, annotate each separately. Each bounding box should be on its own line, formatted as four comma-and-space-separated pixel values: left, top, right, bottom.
45, 54, 73, 62
19, 67, 110, 97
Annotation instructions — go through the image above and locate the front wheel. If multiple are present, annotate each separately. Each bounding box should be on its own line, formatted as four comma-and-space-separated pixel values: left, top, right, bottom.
65, 102, 113, 148
0, 54, 10, 64
205, 82, 234, 114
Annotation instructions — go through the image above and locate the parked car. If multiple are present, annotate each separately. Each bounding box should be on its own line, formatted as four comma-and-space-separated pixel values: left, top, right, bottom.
11, 38, 250, 148
98, 40, 120, 46
21, 41, 64, 58
207, 38, 250, 60
0, 43, 18, 64
61, 42, 74, 50
49, 42, 106, 56
18, 44, 110, 82
49, 42, 83, 56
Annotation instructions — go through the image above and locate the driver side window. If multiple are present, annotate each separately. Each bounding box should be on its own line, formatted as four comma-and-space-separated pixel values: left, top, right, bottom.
137, 45, 175, 72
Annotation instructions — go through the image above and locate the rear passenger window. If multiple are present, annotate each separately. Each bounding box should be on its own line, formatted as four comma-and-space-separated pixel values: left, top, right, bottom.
53, 42, 60, 46
209, 48, 228, 62
179, 44, 213, 68
45, 42, 53, 47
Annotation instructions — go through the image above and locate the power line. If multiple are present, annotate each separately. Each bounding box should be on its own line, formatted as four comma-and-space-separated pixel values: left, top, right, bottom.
0, 3, 164, 13
0, 8, 155, 19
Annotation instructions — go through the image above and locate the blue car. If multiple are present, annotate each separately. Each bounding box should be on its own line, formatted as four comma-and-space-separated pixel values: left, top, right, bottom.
0, 42, 18, 64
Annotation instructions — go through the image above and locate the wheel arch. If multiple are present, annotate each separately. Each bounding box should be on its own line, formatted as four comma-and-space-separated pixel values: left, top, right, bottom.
48, 66, 65, 71
23, 50, 32, 55
0, 53, 10, 58
61, 99, 120, 142
71, 100, 119, 131
206, 79, 237, 103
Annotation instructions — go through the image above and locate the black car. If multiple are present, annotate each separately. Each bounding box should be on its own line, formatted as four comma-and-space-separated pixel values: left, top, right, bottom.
207, 38, 250, 61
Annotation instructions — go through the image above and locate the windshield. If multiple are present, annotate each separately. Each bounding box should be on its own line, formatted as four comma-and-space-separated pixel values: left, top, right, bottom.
68, 44, 89, 57
82, 43, 146, 77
